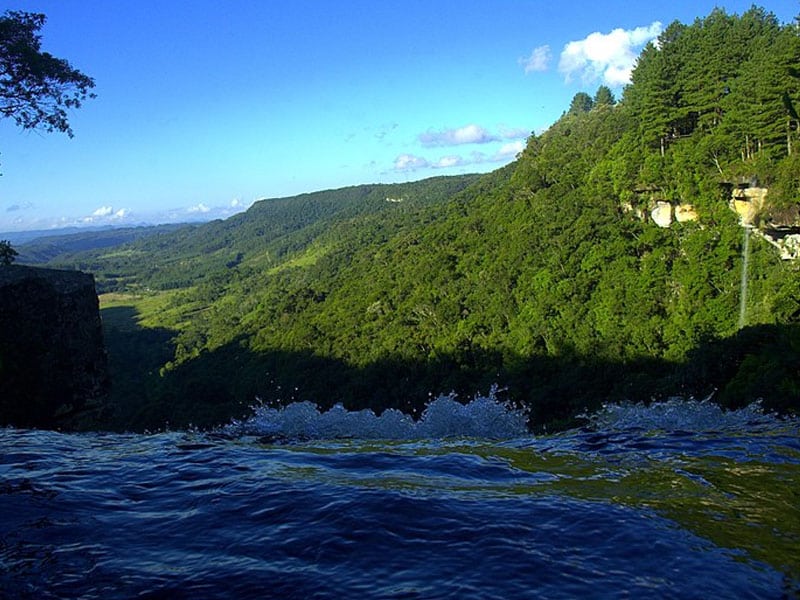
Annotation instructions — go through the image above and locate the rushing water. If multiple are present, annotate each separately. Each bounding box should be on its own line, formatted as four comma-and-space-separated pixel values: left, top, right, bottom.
1, 396, 798, 599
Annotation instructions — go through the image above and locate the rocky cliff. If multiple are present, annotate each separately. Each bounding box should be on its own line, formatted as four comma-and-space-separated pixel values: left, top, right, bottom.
0, 265, 110, 429
728, 184, 800, 260
624, 183, 799, 260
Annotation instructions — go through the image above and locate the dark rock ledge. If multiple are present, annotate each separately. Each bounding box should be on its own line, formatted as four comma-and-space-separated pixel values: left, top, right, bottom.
0, 265, 110, 429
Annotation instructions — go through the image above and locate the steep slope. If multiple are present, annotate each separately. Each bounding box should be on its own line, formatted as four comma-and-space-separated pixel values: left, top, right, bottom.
160, 100, 798, 427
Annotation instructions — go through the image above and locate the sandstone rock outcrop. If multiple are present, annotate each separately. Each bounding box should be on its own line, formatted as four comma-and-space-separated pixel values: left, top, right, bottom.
650, 201, 673, 228
647, 201, 699, 228
675, 204, 699, 223
730, 185, 769, 226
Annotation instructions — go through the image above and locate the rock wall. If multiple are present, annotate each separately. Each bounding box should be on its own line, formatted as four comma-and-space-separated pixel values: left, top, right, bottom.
725, 184, 799, 259
730, 186, 769, 226
0, 265, 110, 429
644, 201, 699, 228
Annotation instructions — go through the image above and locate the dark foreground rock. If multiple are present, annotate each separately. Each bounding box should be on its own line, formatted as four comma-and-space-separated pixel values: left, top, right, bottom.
0, 265, 109, 429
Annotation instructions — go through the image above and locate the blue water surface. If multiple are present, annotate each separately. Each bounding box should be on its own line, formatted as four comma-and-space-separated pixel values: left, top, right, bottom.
1, 398, 798, 599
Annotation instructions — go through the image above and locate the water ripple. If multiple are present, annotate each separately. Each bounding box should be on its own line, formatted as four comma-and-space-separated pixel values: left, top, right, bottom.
1, 400, 798, 598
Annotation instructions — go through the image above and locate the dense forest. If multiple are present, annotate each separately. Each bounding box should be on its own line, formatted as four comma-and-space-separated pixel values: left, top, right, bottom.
29, 6, 800, 432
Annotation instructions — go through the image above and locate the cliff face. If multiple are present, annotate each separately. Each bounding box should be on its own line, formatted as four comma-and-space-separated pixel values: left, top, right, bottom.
0, 265, 110, 429
727, 184, 800, 260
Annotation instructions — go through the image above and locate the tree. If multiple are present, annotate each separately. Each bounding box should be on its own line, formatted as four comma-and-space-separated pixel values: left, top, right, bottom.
567, 92, 593, 115
0, 11, 95, 137
625, 28, 684, 156
0, 240, 18, 265
593, 85, 616, 107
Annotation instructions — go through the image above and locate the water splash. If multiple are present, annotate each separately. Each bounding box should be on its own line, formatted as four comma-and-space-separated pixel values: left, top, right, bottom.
739, 225, 751, 329
222, 389, 793, 441
581, 397, 784, 433
222, 388, 530, 441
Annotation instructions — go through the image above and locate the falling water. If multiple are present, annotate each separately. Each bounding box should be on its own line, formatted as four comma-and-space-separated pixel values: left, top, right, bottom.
738, 225, 751, 330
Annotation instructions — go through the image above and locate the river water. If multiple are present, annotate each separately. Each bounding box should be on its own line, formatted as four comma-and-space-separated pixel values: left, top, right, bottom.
1, 396, 798, 599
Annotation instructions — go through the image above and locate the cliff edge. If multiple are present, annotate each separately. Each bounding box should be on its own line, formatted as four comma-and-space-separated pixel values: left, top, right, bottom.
0, 265, 110, 429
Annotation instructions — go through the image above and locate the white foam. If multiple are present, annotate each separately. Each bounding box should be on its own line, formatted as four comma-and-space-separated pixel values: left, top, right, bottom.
223, 389, 530, 441
581, 398, 785, 432
222, 390, 795, 441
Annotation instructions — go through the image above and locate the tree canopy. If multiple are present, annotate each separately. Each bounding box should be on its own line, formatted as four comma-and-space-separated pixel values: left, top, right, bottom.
0, 240, 17, 265
0, 11, 95, 137
593, 85, 615, 107
567, 91, 594, 115
624, 6, 799, 183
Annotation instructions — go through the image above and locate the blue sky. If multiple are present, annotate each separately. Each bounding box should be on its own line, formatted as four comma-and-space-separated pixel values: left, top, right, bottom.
1, 1, 797, 232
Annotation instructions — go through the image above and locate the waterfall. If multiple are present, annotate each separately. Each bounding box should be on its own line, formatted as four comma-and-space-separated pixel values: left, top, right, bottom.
738, 226, 751, 330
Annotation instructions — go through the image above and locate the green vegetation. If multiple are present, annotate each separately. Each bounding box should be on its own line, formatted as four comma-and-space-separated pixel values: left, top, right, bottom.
41, 6, 800, 432
0, 10, 94, 152
0, 240, 18, 265
17, 224, 187, 264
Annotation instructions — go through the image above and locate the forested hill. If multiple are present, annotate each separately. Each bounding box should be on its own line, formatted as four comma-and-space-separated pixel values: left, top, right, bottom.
17, 223, 187, 264
62, 6, 800, 432
47, 175, 480, 292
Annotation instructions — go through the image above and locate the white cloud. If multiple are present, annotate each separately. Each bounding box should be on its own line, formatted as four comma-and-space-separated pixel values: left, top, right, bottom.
494, 141, 525, 159
188, 203, 211, 214
76, 205, 129, 225
432, 155, 467, 169
519, 44, 551, 74
394, 154, 429, 171
558, 22, 662, 86
419, 124, 499, 147
92, 206, 113, 217
399, 142, 525, 174
395, 124, 530, 173
159, 198, 252, 224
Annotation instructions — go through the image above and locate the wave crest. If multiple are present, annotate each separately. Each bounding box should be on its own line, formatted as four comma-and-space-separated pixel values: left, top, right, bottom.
222, 390, 530, 441
581, 398, 788, 432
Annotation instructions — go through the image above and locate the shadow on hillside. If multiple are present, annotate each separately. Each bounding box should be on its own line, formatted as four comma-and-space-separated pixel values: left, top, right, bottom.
102, 318, 800, 433
99, 305, 178, 430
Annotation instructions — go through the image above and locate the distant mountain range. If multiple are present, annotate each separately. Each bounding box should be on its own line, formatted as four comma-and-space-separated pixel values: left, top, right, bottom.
14, 223, 190, 263
2, 226, 117, 245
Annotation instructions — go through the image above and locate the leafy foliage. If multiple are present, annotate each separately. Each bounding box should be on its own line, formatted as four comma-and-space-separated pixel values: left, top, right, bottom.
0, 240, 17, 265
567, 91, 594, 115
0, 11, 95, 136
593, 85, 615, 107
624, 6, 799, 198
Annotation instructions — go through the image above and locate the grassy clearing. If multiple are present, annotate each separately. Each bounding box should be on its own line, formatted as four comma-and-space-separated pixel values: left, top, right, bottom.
99, 289, 204, 331
265, 243, 331, 274
97, 248, 145, 260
